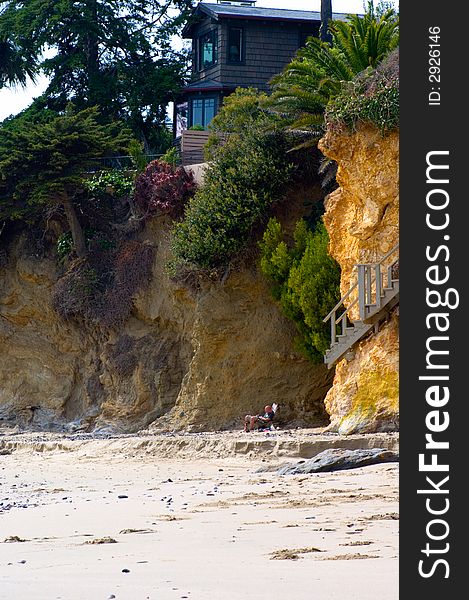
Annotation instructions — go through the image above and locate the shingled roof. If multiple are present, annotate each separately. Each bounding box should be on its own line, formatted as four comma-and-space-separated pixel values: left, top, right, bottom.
182, 2, 352, 37
182, 78, 236, 92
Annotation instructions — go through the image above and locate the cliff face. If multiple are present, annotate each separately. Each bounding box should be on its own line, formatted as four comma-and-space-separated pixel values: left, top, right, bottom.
318, 124, 399, 434
0, 228, 192, 434
0, 127, 399, 435
0, 191, 331, 433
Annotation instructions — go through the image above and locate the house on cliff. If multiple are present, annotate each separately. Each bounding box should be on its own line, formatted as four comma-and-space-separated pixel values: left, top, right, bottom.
174, 0, 350, 163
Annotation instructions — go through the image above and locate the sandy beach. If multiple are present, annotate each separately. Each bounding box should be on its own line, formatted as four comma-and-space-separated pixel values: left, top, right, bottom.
0, 429, 398, 600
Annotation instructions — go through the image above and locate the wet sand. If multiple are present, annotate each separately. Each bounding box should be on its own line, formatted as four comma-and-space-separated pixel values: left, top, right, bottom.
0, 430, 398, 600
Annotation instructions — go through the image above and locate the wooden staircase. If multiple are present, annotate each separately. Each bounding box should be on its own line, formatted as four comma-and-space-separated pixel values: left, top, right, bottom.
323, 244, 399, 368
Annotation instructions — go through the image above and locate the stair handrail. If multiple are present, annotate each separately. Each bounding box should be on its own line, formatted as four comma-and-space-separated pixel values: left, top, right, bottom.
356, 243, 399, 317
323, 279, 359, 346
323, 243, 400, 344
323, 280, 358, 323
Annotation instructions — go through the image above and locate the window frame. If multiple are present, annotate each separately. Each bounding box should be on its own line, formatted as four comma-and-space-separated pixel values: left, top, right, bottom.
191, 98, 204, 128
189, 96, 218, 128
197, 28, 218, 71
226, 26, 245, 64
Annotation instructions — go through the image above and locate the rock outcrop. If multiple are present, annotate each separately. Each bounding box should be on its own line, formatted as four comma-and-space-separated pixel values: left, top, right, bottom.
276, 447, 399, 475
318, 124, 399, 434
0, 190, 332, 433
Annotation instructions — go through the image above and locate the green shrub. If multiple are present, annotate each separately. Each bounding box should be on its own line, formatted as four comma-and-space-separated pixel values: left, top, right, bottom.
207, 88, 274, 136
170, 129, 293, 271
128, 139, 149, 175
160, 146, 179, 167
56, 229, 114, 262
259, 217, 341, 362
56, 232, 74, 260
84, 170, 134, 199
204, 87, 280, 160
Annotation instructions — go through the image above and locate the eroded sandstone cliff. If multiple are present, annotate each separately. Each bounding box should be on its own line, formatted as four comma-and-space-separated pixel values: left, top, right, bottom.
318, 124, 399, 434
0, 189, 332, 433
0, 125, 399, 435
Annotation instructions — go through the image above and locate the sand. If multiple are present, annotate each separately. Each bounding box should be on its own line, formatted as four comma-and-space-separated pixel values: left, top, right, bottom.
0, 429, 399, 600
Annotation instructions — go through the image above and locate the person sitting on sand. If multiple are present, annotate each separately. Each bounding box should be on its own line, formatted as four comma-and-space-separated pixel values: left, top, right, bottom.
244, 405, 276, 432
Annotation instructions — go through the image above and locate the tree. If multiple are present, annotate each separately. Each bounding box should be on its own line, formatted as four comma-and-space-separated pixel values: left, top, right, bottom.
320, 0, 332, 43
170, 127, 293, 271
204, 87, 281, 158
0, 1, 192, 151
0, 106, 130, 256
268, 5, 399, 132
0, 33, 36, 88
170, 91, 293, 272
259, 218, 341, 362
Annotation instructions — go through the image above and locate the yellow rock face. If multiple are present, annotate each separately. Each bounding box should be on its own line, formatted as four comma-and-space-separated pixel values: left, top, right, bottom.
318, 124, 399, 433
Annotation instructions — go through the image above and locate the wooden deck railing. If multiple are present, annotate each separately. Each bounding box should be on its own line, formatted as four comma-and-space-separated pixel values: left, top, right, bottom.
174, 130, 211, 165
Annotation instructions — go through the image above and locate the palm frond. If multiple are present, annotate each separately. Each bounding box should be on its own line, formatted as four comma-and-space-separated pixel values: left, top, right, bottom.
267, 6, 399, 134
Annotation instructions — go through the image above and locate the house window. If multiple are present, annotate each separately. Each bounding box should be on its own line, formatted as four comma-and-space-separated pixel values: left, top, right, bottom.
198, 29, 217, 70
228, 27, 243, 62
203, 98, 216, 125
190, 98, 216, 128
192, 99, 204, 127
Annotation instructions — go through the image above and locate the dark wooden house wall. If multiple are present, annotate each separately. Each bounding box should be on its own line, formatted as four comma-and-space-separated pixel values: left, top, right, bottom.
219, 20, 319, 90
189, 16, 319, 90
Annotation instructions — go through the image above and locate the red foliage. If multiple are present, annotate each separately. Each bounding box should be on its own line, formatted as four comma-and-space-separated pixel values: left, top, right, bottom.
134, 159, 196, 219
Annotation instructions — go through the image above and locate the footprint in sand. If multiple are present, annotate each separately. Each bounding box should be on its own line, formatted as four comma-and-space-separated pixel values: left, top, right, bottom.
340, 540, 373, 546
320, 553, 379, 560
269, 547, 323, 560
119, 528, 155, 534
